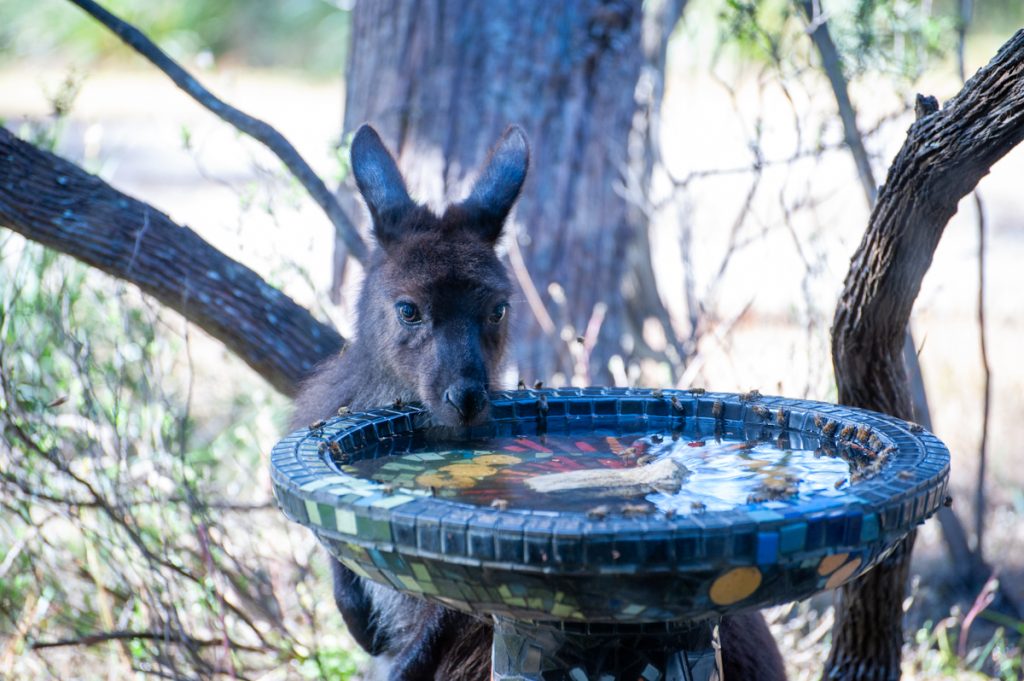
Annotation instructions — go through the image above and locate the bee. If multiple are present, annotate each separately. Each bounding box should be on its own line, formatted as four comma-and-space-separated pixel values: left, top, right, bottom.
618, 446, 639, 459
317, 442, 329, 454
328, 441, 343, 456
652, 388, 664, 398
620, 503, 651, 516
517, 379, 527, 390
868, 434, 884, 451
690, 501, 707, 513
380, 484, 395, 495
839, 424, 856, 440
712, 400, 724, 419
538, 394, 549, 414
534, 380, 544, 389
671, 395, 685, 413
587, 505, 611, 520
740, 389, 762, 402
337, 405, 351, 416
856, 426, 872, 443
908, 422, 924, 433
663, 508, 677, 519
834, 478, 847, 489
689, 388, 706, 396
822, 420, 838, 437
650, 434, 664, 444
944, 495, 954, 508
752, 405, 771, 420
308, 419, 327, 431
814, 414, 825, 429
490, 499, 509, 511
775, 408, 787, 426
576, 336, 585, 344
393, 397, 404, 409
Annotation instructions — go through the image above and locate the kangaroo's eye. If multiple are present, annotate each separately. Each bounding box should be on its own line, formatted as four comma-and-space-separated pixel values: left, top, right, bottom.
395, 302, 423, 325
488, 303, 509, 324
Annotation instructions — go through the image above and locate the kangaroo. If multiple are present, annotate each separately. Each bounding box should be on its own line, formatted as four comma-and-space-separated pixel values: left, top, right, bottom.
291, 124, 787, 681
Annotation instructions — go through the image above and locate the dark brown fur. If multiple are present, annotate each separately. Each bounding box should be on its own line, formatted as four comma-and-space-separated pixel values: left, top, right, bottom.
291, 125, 786, 681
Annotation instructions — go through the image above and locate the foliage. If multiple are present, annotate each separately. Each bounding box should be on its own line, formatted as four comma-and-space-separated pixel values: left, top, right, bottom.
0, 0, 352, 76
716, 0, 954, 83
0, 236, 364, 679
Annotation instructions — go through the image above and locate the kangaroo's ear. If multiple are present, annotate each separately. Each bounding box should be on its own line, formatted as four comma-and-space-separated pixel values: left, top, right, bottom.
351, 124, 415, 245
460, 125, 530, 243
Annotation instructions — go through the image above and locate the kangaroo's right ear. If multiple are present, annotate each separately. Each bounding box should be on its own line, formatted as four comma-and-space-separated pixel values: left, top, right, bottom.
351, 125, 415, 245
460, 126, 530, 243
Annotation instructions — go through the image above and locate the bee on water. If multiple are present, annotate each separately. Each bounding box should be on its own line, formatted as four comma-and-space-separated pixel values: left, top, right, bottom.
620, 503, 651, 516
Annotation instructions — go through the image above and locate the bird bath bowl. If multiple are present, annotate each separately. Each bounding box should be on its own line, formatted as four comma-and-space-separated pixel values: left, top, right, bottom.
271, 388, 949, 680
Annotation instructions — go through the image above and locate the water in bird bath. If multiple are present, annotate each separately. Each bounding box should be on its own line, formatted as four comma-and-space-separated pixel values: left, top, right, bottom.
337, 423, 866, 515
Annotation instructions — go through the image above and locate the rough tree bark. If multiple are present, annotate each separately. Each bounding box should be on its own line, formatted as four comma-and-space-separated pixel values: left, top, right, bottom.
338, 0, 686, 385
0, 127, 343, 396
827, 29, 1024, 680
801, 0, 986, 594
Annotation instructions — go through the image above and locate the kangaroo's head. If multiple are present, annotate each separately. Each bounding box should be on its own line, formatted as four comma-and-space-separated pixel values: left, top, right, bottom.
350, 124, 529, 427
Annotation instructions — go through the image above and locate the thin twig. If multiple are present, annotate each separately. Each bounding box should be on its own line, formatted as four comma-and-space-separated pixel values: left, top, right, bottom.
31, 629, 263, 653
65, 0, 368, 263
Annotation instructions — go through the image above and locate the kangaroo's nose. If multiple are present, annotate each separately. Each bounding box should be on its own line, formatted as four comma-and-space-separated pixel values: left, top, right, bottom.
443, 385, 489, 424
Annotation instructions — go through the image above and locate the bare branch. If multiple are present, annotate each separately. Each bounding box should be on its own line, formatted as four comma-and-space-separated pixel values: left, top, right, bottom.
0, 127, 344, 395
64, 0, 368, 263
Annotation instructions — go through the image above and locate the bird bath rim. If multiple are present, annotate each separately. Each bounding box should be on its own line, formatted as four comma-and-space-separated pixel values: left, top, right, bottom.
270, 387, 949, 624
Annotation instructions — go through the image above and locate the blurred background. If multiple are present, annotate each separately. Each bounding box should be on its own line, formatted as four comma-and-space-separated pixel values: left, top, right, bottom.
1, 0, 1023, 679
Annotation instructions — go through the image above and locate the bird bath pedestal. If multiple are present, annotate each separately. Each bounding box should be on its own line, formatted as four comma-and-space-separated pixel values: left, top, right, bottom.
271, 389, 949, 681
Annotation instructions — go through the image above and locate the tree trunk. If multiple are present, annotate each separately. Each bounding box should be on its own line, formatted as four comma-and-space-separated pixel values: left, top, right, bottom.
0, 127, 343, 396
339, 0, 685, 385
827, 29, 1024, 680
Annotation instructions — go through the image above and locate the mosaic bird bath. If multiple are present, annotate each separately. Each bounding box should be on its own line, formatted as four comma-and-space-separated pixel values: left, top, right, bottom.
271, 388, 949, 680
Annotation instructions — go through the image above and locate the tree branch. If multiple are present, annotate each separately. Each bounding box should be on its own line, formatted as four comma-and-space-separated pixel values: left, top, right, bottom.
0, 127, 343, 396
65, 0, 368, 264
827, 29, 1024, 680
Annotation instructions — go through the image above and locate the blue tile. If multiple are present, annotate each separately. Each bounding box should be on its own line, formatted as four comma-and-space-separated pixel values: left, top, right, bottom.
778, 523, 807, 554
756, 531, 779, 564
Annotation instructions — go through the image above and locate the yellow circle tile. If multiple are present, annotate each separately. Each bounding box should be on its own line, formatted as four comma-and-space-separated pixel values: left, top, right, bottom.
709, 567, 762, 606
439, 463, 497, 478
473, 454, 522, 466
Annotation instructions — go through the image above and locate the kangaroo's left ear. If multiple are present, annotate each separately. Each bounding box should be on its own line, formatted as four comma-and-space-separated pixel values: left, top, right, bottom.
460, 125, 530, 243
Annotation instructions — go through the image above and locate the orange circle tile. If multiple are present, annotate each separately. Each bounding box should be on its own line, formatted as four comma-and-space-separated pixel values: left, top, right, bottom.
709, 567, 762, 606
825, 558, 862, 589
817, 552, 849, 576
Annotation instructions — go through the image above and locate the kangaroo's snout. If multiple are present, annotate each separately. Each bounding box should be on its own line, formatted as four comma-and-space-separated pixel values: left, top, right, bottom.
442, 383, 490, 425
